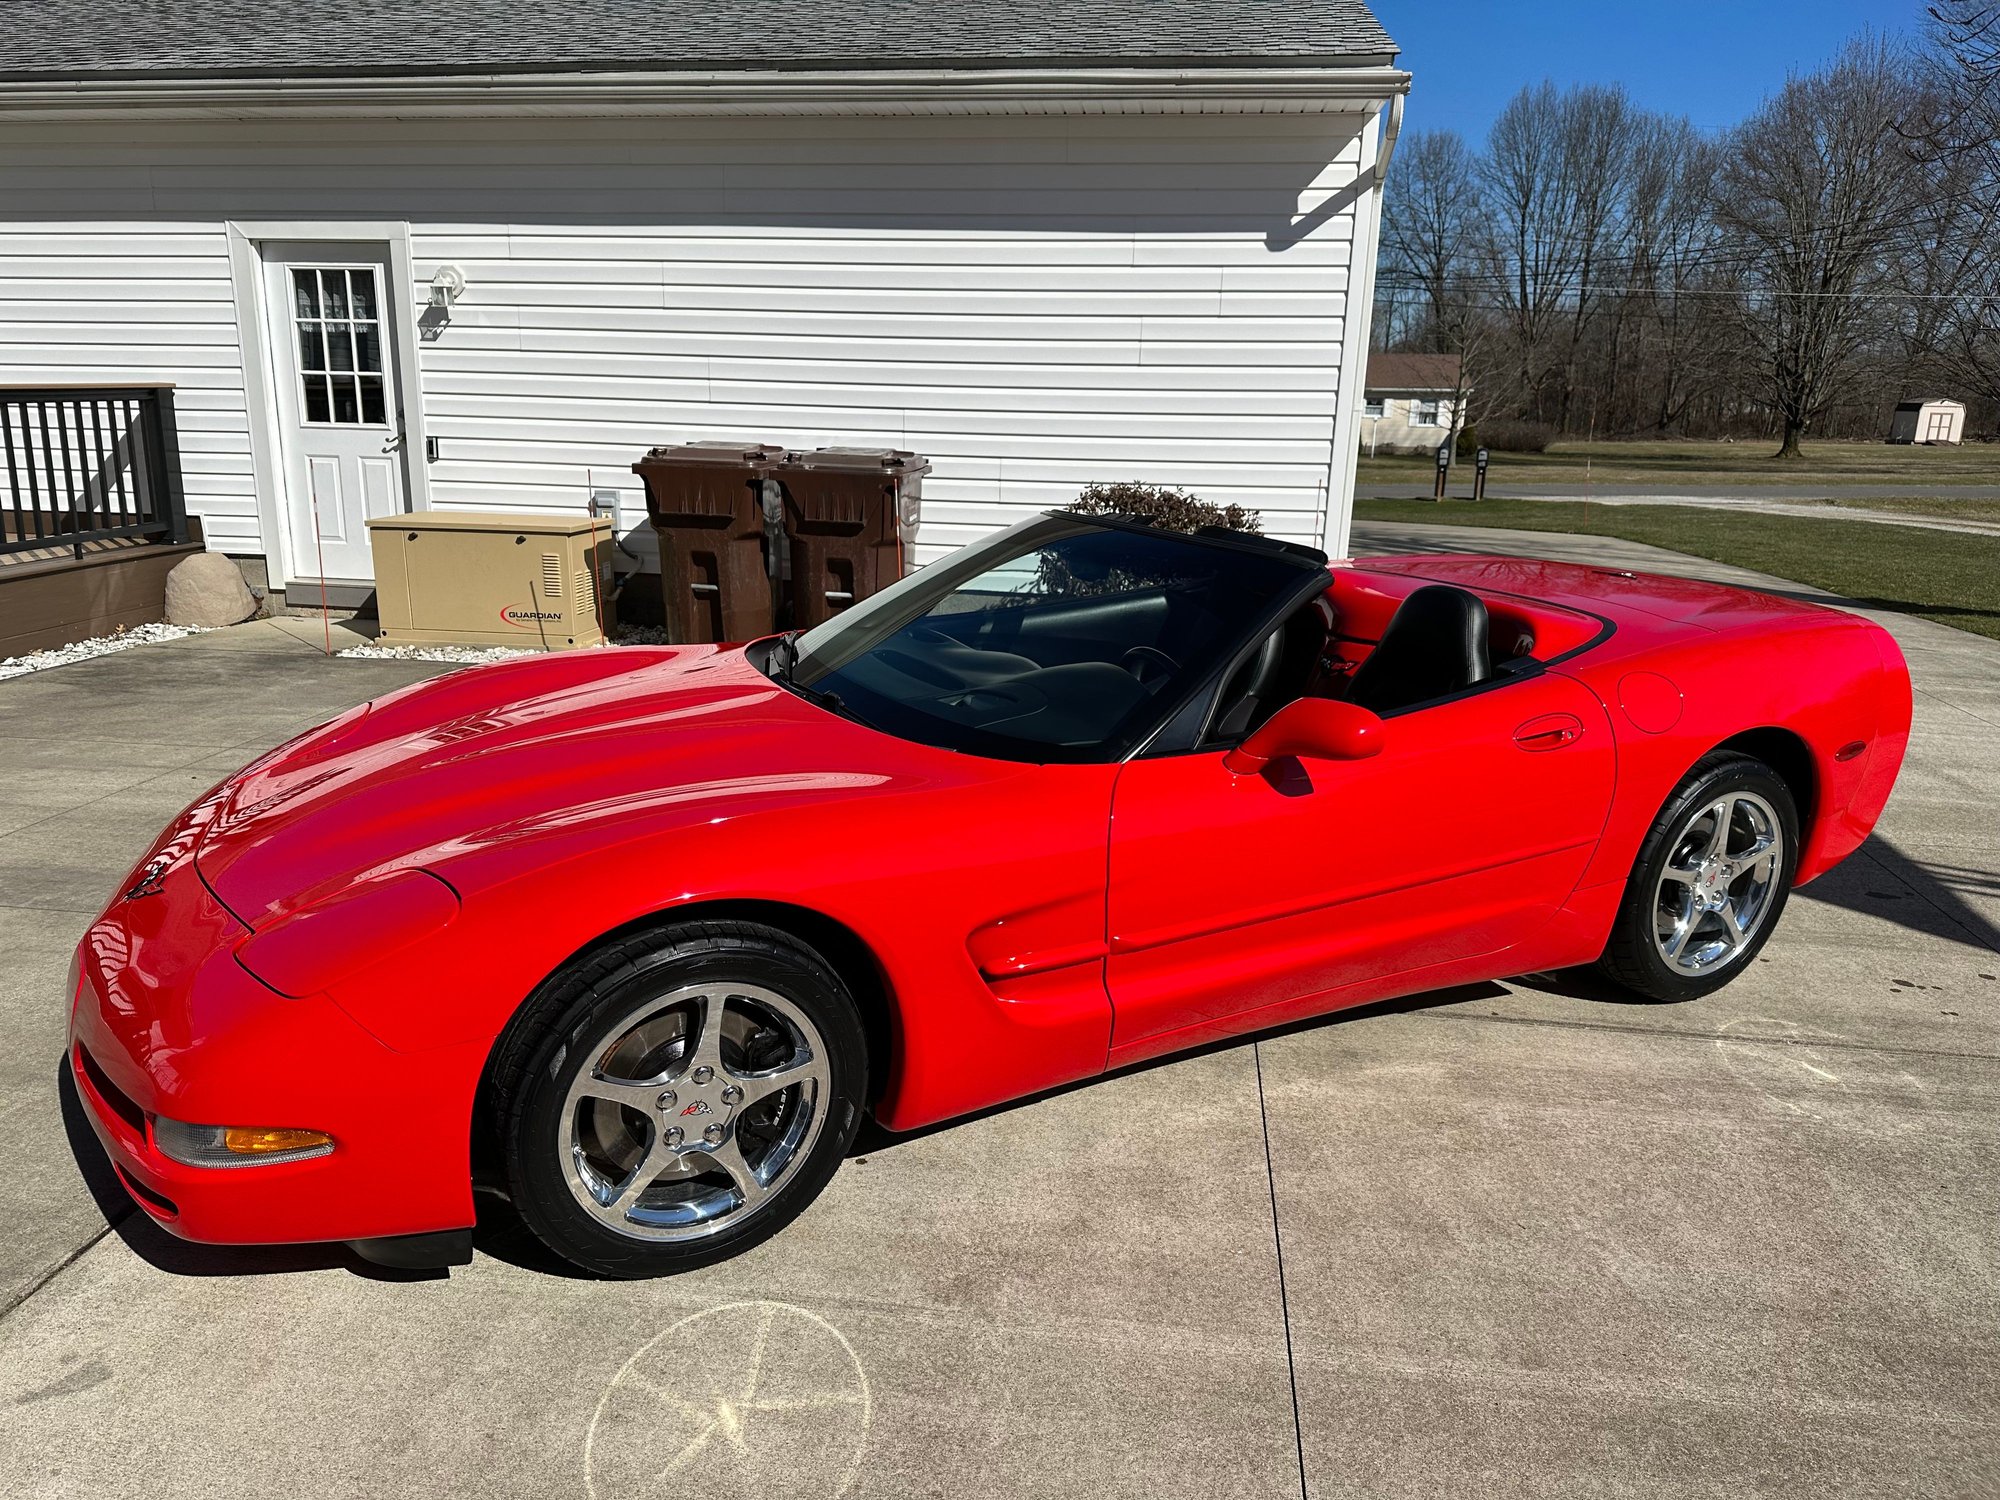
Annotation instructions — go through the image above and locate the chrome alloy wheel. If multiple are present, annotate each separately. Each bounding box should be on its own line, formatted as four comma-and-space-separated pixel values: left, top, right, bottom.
1653, 790, 1786, 977
559, 982, 829, 1241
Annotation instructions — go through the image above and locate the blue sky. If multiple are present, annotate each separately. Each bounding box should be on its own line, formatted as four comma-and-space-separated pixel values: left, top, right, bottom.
1377, 0, 1926, 143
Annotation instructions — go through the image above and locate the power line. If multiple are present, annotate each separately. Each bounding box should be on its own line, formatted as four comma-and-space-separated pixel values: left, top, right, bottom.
1373, 276, 2000, 303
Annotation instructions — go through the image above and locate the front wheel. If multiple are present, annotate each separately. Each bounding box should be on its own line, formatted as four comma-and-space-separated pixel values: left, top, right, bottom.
490, 920, 868, 1277
1596, 752, 1799, 1002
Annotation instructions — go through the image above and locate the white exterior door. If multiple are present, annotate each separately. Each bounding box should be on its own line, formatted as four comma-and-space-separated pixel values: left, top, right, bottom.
263, 242, 409, 583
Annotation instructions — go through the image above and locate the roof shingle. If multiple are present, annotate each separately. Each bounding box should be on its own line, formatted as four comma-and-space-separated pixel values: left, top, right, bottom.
1367, 353, 1464, 393
0, 0, 1398, 82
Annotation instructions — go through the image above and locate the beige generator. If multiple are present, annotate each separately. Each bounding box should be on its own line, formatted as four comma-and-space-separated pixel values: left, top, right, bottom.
366, 511, 613, 650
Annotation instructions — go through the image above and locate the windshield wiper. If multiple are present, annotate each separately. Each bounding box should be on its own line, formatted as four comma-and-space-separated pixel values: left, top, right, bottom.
788, 678, 875, 731
768, 629, 802, 684
765, 632, 874, 730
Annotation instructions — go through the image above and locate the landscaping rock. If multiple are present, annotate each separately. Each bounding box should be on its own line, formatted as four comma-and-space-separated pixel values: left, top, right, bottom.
164, 552, 258, 627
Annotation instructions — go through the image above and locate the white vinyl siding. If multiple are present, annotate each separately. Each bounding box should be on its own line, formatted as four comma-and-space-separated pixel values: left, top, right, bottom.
0, 228, 258, 549
0, 110, 1376, 568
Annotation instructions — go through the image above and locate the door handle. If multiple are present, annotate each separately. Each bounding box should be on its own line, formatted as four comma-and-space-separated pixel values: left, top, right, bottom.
382, 428, 406, 454
1513, 713, 1584, 751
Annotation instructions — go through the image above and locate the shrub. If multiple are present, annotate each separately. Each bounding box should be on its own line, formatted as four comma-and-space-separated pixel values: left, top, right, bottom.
1455, 426, 1481, 459
1065, 481, 1262, 535
1480, 420, 1557, 453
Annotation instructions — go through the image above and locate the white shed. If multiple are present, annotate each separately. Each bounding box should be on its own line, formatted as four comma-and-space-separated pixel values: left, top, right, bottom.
0, 0, 1409, 606
1888, 398, 1967, 445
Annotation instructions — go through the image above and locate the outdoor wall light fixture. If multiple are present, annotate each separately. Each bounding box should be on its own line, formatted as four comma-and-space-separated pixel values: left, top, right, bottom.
429, 265, 466, 309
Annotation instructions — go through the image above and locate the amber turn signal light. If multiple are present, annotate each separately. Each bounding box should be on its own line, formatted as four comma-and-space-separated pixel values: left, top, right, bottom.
153, 1117, 334, 1169
224, 1126, 333, 1156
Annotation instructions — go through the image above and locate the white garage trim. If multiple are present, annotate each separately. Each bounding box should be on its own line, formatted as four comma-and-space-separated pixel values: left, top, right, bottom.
1321, 105, 1387, 559
0, 65, 1411, 122
225, 220, 431, 590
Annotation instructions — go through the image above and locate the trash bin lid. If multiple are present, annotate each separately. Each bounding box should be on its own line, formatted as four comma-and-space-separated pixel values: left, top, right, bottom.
784, 447, 931, 478
635, 441, 787, 471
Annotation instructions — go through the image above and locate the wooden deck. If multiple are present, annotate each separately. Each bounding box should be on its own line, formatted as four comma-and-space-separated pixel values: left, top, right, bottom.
0, 520, 206, 659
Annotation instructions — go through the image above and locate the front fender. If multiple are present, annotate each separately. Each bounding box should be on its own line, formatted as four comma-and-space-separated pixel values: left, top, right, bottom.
314, 761, 1122, 1135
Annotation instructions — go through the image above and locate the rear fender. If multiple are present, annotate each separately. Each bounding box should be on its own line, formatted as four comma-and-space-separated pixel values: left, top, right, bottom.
1571, 617, 1904, 894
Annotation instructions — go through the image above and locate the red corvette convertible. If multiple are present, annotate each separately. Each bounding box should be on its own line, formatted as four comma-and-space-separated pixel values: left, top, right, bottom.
67, 513, 1909, 1276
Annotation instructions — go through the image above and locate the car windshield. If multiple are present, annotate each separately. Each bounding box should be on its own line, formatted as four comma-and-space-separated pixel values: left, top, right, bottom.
774, 514, 1320, 762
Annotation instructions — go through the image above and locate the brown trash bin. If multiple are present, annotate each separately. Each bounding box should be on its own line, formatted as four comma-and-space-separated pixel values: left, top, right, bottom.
777, 448, 930, 629
632, 442, 785, 643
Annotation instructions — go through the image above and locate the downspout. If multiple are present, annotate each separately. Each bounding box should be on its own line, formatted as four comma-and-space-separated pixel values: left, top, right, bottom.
1373, 92, 1405, 186
1322, 91, 1405, 558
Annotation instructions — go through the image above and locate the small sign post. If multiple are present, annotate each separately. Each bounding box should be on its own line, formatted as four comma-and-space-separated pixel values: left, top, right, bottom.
1473, 446, 1490, 502
1432, 440, 1451, 501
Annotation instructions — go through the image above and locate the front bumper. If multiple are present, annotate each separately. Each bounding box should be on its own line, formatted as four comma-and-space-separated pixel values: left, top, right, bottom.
67, 846, 484, 1247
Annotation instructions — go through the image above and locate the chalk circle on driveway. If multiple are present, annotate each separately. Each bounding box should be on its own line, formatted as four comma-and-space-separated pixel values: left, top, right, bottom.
586, 1300, 873, 1499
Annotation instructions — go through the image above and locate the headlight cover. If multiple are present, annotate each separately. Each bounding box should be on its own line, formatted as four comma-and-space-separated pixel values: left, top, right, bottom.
234, 867, 460, 998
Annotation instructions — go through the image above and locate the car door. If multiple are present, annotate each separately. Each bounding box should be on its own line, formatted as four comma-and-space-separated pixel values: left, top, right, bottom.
1104, 670, 1615, 1061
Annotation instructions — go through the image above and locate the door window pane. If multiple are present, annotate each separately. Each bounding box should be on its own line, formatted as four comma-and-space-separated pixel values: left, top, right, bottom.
292, 266, 388, 426
328, 376, 360, 425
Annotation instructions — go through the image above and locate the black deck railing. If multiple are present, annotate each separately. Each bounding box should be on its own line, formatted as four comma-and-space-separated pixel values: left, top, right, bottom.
0, 385, 190, 560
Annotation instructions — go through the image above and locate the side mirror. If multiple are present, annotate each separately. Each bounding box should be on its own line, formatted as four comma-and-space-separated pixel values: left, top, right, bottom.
1224, 698, 1385, 775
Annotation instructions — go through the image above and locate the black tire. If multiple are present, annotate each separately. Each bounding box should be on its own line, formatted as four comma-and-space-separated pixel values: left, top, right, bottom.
1596, 751, 1800, 1002
489, 919, 868, 1278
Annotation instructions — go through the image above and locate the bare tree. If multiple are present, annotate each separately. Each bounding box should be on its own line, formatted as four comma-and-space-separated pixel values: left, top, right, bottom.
1552, 86, 1643, 428
1915, 2, 2000, 432
1480, 83, 1581, 420
1931, 1, 2000, 92
1369, 40, 1990, 447
1478, 83, 1645, 425
1378, 130, 1486, 351
1714, 39, 1925, 458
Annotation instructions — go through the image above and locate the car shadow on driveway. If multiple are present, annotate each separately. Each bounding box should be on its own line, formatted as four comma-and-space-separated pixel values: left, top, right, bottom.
1800, 834, 2000, 958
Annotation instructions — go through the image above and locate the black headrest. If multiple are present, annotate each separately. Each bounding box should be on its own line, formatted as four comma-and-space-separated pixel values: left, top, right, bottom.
1346, 585, 1492, 714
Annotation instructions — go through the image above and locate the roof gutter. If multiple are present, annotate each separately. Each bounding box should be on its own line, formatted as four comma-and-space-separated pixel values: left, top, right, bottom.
0, 63, 1413, 120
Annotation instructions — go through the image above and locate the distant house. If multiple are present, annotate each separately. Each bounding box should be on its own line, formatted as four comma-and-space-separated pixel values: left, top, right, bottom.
1888, 398, 1966, 446
0, 0, 1411, 622
1361, 353, 1464, 455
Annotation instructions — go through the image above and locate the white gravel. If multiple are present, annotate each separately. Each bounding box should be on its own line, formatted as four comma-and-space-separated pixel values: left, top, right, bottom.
336, 642, 538, 666
337, 624, 677, 665
0, 621, 203, 682
0, 620, 688, 684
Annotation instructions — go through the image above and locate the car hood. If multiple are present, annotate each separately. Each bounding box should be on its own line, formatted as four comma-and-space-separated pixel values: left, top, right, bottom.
194, 644, 950, 927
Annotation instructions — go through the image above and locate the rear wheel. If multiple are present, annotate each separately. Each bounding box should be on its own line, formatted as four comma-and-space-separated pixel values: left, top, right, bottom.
490, 920, 867, 1277
1597, 752, 1798, 1002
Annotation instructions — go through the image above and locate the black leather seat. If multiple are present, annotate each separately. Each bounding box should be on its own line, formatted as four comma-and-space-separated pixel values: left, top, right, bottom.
1211, 597, 1334, 741
1346, 585, 1492, 714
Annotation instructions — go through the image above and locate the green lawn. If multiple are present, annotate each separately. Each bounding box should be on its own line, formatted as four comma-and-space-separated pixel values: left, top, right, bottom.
1355, 439, 2000, 489
1795, 496, 2000, 522
1351, 497, 2000, 641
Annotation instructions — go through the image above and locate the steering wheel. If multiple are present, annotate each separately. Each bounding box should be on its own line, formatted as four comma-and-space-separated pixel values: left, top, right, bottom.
1120, 645, 1181, 688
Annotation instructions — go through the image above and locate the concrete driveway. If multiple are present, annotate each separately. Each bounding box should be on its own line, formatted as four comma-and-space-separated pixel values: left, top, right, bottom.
2, 531, 1996, 1499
